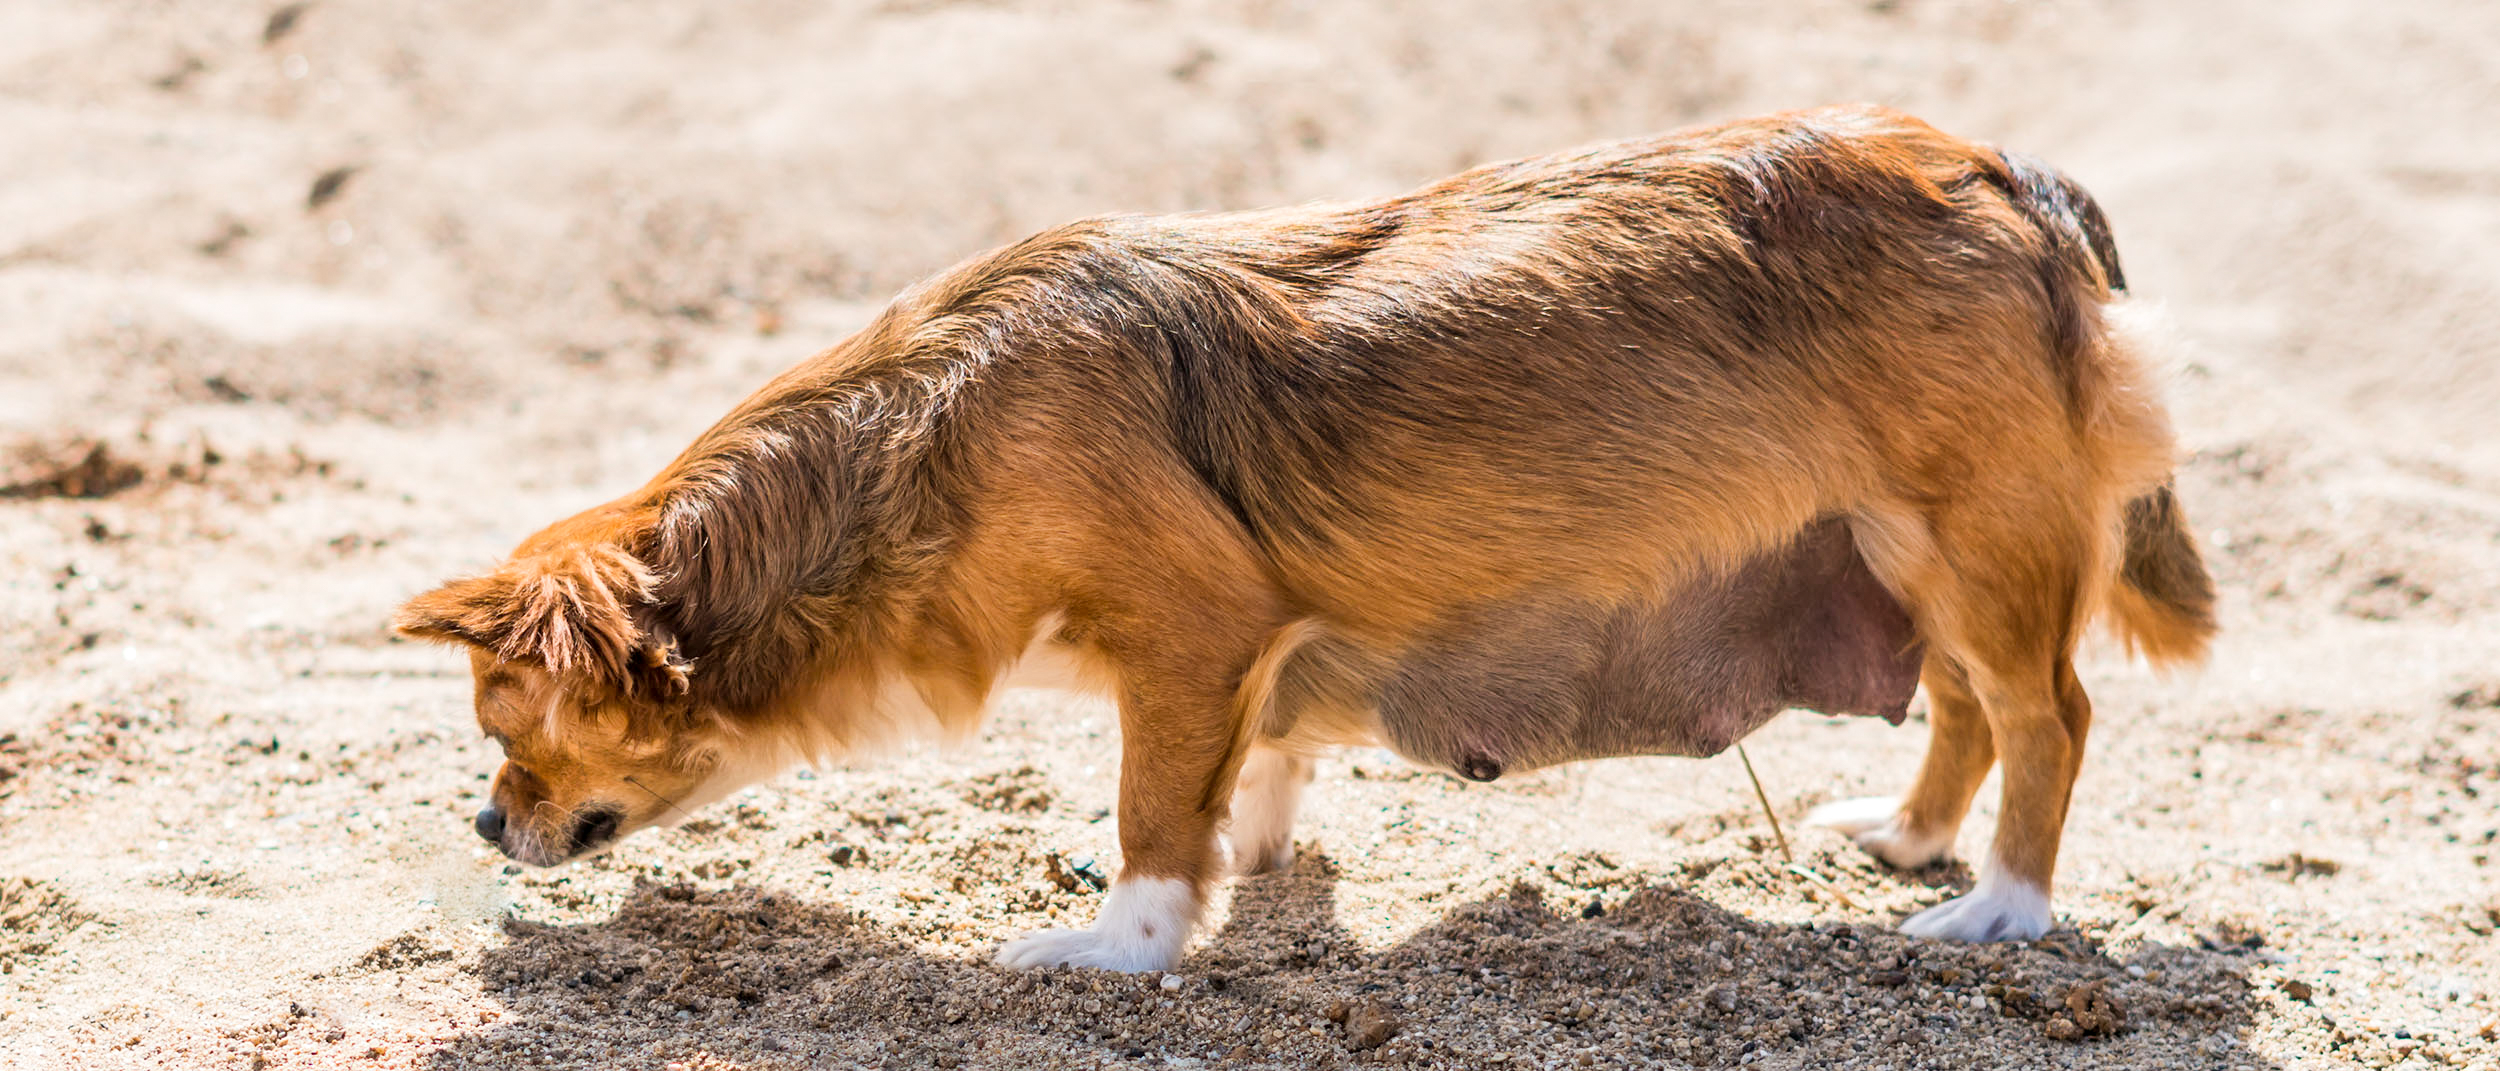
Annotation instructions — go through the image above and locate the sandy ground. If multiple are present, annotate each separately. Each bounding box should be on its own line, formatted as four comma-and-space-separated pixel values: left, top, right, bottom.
3, 1, 2498, 1068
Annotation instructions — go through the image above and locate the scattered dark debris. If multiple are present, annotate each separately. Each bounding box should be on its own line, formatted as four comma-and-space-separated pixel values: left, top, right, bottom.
356, 931, 455, 972
2039, 979, 2127, 1040
2256, 853, 2342, 880
153, 53, 207, 91
1, 878, 93, 970
326, 531, 388, 554
1042, 853, 1106, 893
2, 439, 146, 499
689, 858, 748, 880
306, 166, 357, 211
2198, 920, 2267, 952
1326, 997, 1401, 1050
2338, 571, 2431, 621
0, 735, 26, 799
959, 766, 1055, 814
203, 375, 253, 403
263, 4, 310, 46
148, 867, 261, 899
198, 218, 252, 256
2279, 978, 2315, 1003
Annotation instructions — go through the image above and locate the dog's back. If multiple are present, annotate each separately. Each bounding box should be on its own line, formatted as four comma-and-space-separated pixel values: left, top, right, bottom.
906, 106, 2194, 646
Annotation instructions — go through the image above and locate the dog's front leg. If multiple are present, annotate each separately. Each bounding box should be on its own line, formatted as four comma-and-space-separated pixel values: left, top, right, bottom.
996, 667, 1248, 971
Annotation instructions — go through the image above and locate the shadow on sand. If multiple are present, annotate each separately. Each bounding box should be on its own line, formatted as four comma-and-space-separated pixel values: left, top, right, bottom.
425, 852, 2274, 1070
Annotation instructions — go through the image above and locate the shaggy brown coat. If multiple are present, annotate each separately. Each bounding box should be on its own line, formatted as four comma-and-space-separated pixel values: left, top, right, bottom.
399, 104, 2213, 940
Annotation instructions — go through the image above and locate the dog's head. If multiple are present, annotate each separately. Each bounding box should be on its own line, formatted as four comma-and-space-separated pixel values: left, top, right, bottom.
395, 532, 735, 867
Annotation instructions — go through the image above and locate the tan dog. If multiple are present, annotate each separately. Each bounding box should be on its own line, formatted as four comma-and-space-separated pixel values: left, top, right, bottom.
398, 104, 2214, 970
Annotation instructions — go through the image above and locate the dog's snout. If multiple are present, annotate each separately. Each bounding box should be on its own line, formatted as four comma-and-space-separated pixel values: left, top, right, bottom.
473, 806, 505, 844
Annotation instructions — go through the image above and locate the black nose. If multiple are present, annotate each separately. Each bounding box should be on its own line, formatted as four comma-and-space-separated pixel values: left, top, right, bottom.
473, 807, 505, 843
569, 808, 622, 854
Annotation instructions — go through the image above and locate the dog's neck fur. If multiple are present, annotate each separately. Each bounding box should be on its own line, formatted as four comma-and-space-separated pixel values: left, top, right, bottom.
632, 313, 1010, 732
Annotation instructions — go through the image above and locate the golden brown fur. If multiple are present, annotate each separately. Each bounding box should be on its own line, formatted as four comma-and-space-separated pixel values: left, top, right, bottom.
398, 104, 2214, 958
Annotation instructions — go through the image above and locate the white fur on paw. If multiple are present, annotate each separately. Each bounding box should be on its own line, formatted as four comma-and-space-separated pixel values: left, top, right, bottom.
1224, 832, 1296, 876
1805, 796, 1901, 836
1806, 796, 1953, 869
995, 877, 1196, 972
1898, 870, 2052, 943
1227, 748, 1308, 876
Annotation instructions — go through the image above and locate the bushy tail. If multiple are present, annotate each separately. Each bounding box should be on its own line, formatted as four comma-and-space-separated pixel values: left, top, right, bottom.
2107, 482, 2217, 665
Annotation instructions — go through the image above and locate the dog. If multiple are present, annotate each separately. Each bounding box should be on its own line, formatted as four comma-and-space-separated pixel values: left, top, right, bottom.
397, 104, 2215, 971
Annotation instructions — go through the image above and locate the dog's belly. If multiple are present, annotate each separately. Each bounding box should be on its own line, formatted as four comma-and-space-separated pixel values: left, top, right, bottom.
1353, 519, 1921, 780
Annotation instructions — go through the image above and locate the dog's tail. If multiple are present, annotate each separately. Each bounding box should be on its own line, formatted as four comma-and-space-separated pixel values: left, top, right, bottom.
1992, 150, 2217, 668
2106, 481, 2217, 665
1199, 618, 1324, 815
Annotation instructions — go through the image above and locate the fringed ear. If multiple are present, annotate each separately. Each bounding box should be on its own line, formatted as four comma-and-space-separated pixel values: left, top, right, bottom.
393, 573, 521, 651
395, 545, 689, 701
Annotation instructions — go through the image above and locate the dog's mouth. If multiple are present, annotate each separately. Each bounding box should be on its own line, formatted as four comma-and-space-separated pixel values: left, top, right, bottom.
485, 805, 628, 867
565, 806, 625, 857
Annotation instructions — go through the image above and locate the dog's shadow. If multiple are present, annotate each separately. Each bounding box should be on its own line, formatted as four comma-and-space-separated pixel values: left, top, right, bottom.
423, 852, 2282, 1070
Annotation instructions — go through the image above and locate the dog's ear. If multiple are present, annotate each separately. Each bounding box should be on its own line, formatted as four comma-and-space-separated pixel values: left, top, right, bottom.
393, 573, 516, 651
396, 547, 688, 700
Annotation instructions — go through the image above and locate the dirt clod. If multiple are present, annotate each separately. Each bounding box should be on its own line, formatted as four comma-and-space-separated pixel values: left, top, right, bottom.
1344, 1000, 1401, 1050
0, 439, 145, 500
2042, 980, 2127, 1041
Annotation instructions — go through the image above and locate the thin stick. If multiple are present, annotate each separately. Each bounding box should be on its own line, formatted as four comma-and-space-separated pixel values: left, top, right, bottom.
623, 775, 698, 826
1736, 743, 1792, 864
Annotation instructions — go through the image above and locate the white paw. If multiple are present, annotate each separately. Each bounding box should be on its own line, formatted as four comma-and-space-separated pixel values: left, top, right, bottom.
1805, 796, 1954, 869
1898, 870, 2052, 943
995, 876, 1197, 972
1223, 831, 1296, 876
1804, 796, 1900, 835
1227, 748, 1309, 876
996, 927, 1174, 971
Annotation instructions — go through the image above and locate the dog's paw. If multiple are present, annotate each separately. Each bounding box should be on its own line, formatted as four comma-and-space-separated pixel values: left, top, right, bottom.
1804, 796, 1954, 869
1803, 795, 1899, 835
994, 877, 1196, 972
1226, 832, 1296, 876
1898, 876, 2052, 943
996, 927, 1176, 971
1227, 748, 1308, 877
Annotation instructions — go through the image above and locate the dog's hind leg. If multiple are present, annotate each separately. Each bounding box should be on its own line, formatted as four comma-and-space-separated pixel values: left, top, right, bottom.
1806, 652, 1993, 868
1225, 744, 1313, 875
1888, 498, 2099, 943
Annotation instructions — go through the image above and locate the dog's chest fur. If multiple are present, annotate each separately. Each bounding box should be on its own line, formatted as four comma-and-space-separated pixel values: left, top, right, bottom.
1271, 519, 1921, 779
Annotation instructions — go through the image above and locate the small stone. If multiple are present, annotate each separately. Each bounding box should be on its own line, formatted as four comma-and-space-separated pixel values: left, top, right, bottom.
1160, 974, 1182, 992
1067, 856, 1109, 891
1344, 1003, 1401, 1050
2280, 978, 2314, 1003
